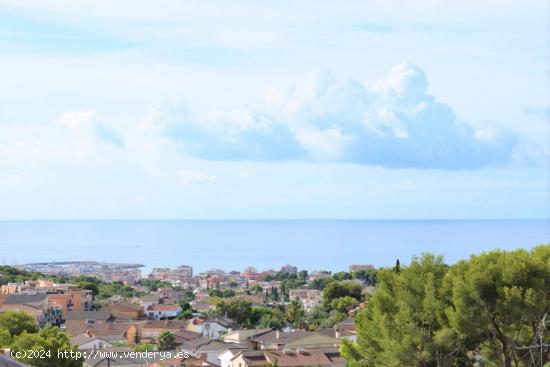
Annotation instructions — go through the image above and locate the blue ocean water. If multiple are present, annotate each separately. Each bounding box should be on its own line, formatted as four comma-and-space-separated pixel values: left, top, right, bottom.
0, 220, 548, 274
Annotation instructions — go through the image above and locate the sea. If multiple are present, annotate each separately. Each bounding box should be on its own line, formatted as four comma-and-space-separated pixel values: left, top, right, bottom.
0, 220, 548, 274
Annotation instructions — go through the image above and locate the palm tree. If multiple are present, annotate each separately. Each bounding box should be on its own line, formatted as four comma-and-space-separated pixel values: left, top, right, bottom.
157, 330, 176, 351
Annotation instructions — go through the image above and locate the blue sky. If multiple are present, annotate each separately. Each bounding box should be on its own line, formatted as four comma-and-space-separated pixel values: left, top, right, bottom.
0, 0, 548, 219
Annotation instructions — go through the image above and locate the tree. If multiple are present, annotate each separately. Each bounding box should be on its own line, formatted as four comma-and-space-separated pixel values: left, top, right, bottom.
215, 300, 252, 325
138, 279, 172, 292
134, 343, 154, 352
331, 296, 359, 314
74, 281, 99, 296
209, 289, 223, 298
157, 331, 176, 351
305, 305, 333, 330
285, 300, 305, 328
351, 269, 378, 286
341, 254, 469, 367
444, 246, 550, 367
0, 310, 39, 337
0, 328, 11, 347
255, 307, 285, 329
394, 259, 400, 273
11, 326, 83, 367
323, 281, 363, 307
250, 284, 263, 294
341, 246, 550, 367
222, 289, 236, 298
333, 272, 352, 281
310, 276, 334, 290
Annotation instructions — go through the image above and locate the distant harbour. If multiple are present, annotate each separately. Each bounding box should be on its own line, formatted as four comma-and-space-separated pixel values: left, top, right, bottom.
0, 219, 548, 273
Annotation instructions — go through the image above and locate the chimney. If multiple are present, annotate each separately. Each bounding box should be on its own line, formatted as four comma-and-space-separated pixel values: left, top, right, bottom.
276, 330, 280, 339
334, 326, 340, 338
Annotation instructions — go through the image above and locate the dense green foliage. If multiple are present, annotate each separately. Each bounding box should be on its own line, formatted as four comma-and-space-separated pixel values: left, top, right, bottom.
157, 330, 176, 351
285, 300, 306, 328
209, 288, 236, 298
323, 281, 364, 307
71, 275, 144, 299
0, 266, 66, 285
134, 343, 154, 352
215, 299, 253, 325
342, 245, 550, 367
138, 278, 172, 292
10, 325, 82, 366
0, 310, 39, 338
250, 306, 286, 329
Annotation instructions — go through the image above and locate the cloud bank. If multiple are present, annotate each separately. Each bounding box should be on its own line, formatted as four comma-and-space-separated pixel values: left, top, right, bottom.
145, 63, 518, 170
56, 110, 124, 148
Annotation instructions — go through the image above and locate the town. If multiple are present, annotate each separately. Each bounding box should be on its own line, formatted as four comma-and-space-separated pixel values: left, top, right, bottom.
0, 261, 378, 367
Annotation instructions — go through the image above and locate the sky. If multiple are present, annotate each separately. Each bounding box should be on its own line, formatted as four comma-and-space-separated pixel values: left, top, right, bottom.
0, 0, 548, 220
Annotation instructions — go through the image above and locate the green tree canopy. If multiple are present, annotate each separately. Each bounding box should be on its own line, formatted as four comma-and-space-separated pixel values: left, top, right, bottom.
341, 254, 469, 367
285, 300, 305, 328
215, 299, 252, 325
0, 310, 39, 337
331, 296, 359, 314
341, 245, 550, 367
11, 326, 82, 367
0, 328, 11, 347
134, 343, 154, 352
444, 246, 550, 367
323, 281, 363, 307
157, 331, 176, 351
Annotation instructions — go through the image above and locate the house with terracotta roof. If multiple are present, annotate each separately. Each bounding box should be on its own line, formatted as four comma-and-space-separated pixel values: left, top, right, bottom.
137, 319, 191, 345
101, 302, 144, 320
0, 294, 62, 326
83, 322, 134, 345
63, 311, 114, 336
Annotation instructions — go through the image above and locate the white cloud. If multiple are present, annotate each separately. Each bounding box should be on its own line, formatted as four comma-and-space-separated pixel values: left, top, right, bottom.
0, 170, 31, 188
176, 169, 216, 184
149, 62, 520, 169
55, 110, 125, 148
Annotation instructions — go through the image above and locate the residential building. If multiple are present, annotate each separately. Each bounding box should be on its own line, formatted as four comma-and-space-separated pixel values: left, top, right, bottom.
288, 288, 323, 312
0, 294, 62, 326
280, 265, 297, 274
70, 333, 114, 350
146, 304, 181, 319
229, 348, 345, 367
176, 265, 193, 278
101, 302, 143, 320
243, 267, 257, 274
63, 311, 114, 336
138, 294, 160, 311
222, 328, 272, 347
181, 338, 250, 366
202, 316, 239, 339
138, 319, 190, 344
248, 330, 340, 350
